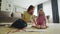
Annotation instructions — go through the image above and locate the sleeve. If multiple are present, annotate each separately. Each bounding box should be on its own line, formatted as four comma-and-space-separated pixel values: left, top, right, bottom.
21, 11, 26, 20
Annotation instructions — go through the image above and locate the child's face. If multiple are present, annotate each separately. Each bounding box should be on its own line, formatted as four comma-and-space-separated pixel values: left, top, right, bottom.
39, 11, 44, 15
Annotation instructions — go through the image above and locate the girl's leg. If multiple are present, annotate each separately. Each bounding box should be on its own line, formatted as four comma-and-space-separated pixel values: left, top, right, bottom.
32, 25, 40, 29
40, 25, 46, 29
40, 21, 48, 29
40, 25, 48, 29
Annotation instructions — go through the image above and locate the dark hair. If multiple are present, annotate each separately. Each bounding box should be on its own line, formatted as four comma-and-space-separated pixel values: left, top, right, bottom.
27, 5, 35, 12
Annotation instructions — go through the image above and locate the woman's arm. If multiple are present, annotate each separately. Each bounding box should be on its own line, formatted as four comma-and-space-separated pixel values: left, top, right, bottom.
21, 14, 26, 21
33, 16, 38, 25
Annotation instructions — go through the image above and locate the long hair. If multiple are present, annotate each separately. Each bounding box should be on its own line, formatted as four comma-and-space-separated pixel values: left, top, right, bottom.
38, 9, 45, 17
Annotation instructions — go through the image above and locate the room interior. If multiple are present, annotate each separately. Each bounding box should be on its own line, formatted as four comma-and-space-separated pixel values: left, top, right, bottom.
0, 0, 60, 34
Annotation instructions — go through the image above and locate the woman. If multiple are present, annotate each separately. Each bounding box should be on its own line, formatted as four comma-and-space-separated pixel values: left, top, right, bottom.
7, 5, 35, 34
22, 5, 35, 23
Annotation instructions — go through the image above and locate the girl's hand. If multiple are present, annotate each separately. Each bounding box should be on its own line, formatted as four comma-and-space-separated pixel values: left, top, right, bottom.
43, 21, 46, 26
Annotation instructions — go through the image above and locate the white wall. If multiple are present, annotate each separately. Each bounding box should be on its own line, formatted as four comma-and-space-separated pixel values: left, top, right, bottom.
13, 5, 26, 18
1, 0, 7, 11
43, 0, 53, 23
13, 0, 49, 9
33, 6, 38, 16
1, 0, 14, 17
58, 0, 60, 22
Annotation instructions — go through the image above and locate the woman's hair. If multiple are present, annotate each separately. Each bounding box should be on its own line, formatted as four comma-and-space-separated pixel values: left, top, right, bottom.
27, 5, 35, 12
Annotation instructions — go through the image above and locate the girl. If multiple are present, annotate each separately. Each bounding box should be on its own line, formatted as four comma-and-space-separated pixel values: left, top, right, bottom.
32, 9, 47, 29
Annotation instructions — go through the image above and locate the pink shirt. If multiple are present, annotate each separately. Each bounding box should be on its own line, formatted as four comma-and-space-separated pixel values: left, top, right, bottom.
37, 15, 45, 25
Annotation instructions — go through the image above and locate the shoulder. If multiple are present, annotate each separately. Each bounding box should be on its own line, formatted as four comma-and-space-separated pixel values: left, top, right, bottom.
23, 11, 27, 15
24, 11, 27, 14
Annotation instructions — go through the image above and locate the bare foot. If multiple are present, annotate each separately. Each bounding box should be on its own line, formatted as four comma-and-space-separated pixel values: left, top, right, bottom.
7, 31, 11, 34
40, 26, 48, 29
12, 29, 26, 33
32, 26, 40, 29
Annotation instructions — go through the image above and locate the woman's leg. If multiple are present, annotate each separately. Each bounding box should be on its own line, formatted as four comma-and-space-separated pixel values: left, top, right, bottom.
11, 19, 27, 32
12, 28, 26, 33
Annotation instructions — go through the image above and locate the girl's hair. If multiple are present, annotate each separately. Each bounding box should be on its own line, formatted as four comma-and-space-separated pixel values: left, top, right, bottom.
39, 9, 43, 12
38, 9, 45, 17
27, 5, 35, 12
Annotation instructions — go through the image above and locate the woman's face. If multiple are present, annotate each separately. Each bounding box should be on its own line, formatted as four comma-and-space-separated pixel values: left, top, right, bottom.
29, 8, 35, 15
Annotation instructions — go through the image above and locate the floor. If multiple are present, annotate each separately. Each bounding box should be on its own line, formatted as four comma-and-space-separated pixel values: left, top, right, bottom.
0, 23, 60, 34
